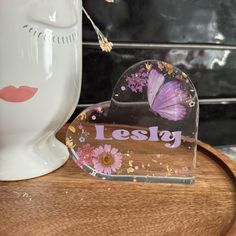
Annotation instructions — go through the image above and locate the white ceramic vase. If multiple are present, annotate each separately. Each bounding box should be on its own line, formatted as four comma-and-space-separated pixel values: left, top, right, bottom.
0, 0, 82, 180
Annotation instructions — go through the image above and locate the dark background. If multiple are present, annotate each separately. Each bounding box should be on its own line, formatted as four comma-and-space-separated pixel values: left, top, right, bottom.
74, 0, 236, 146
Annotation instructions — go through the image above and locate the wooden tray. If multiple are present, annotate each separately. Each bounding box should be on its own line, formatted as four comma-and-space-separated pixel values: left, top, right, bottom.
0, 126, 235, 236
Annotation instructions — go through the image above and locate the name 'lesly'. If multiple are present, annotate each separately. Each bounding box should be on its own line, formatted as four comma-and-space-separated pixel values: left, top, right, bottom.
95, 125, 182, 149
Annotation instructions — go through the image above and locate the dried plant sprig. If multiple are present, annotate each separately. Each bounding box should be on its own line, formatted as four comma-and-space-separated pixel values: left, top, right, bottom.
82, 7, 113, 52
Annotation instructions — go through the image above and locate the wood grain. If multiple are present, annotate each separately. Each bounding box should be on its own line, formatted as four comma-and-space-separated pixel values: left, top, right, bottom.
0, 125, 235, 236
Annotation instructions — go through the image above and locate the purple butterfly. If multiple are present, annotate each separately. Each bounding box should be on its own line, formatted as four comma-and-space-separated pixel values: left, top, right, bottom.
148, 69, 188, 121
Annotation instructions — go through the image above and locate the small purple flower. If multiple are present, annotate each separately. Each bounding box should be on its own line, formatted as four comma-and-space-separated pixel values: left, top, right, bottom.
189, 101, 195, 107
126, 68, 149, 93
79, 136, 86, 143
78, 123, 83, 130
121, 86, 126, 91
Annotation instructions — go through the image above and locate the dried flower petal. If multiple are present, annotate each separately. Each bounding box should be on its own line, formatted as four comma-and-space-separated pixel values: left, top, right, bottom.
83, 7, 113, 52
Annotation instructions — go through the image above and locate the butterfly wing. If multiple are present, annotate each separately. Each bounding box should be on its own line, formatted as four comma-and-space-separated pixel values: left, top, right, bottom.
148, 71, 188, 121
147, 69, 165, 105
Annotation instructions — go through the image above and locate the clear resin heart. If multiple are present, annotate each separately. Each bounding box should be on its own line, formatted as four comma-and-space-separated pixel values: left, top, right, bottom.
66, 60, 199, 184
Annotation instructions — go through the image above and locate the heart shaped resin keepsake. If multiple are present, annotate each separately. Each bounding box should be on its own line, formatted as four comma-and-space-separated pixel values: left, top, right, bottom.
66, 60, 199, 184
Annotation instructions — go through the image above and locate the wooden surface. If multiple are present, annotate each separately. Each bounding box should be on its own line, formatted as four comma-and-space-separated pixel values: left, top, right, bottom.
0, 126, 235, 236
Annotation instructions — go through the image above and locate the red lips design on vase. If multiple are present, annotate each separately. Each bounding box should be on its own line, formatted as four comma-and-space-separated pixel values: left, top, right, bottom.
0, 85, 38, 103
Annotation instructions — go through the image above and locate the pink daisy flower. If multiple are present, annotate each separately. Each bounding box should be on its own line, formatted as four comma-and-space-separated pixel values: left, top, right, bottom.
92, 144, 122, 175
76, 144, 95, 168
